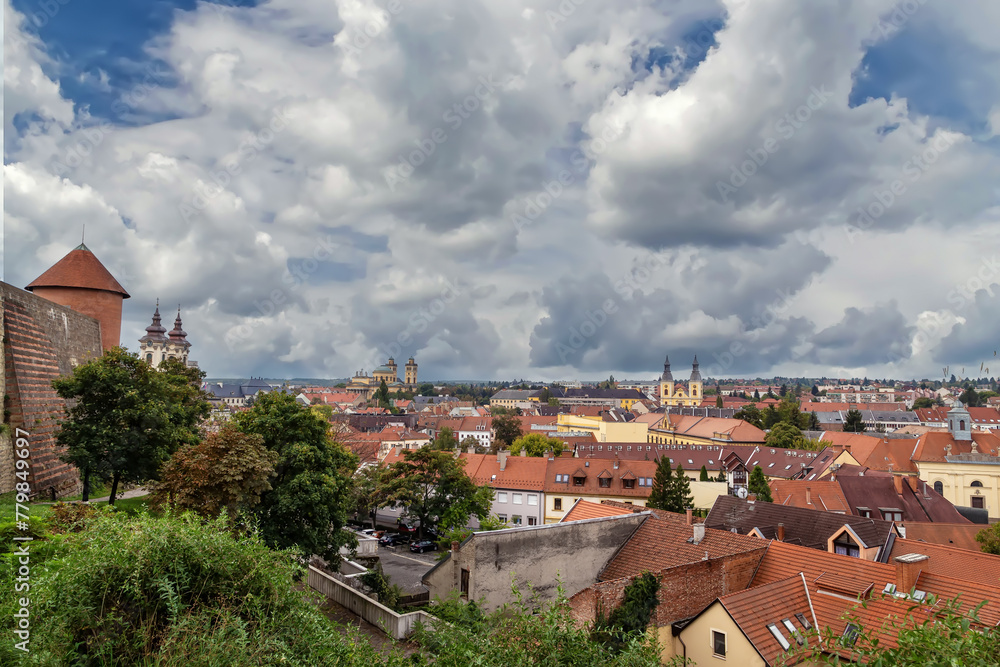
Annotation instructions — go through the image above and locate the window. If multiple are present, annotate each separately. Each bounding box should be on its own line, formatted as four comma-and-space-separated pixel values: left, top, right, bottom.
933, 481, 943, 494
512, 515, 522, 525
971, 480, 984, 487
553, 498, 562, 511
881, 510, 903, 522
528, 516, 536, 526
460, 568, 470, 597
497, 492, 508, 503
623, 479, 635, 489
555, 474, 568, 483
841, 623, 860, 647
782, 619, 804, 646
527, 494, 538, 506
513, 493, 522, 504
795, 613, 812, 631
573, 476, 585, 486
712, 630, 726, 657
767, 623, 791, 650
497, 514, 507, 522
972, 496, 985, 509
638, 478, 645, 487
599, 477, 611, 488
857, 507, 871, 519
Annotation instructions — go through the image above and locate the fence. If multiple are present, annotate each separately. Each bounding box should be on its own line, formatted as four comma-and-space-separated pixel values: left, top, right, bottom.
307, 565, 438, 640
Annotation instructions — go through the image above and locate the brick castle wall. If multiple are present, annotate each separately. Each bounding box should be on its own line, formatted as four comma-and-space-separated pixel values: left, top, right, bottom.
1, 282, 104, 496
26, 285, 123, 351
569, 547, 768, 627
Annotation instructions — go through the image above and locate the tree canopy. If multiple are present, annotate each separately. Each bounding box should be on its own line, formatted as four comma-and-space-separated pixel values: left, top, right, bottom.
748, 465, 772, 502
843, 409, 867, 433
510, 433, 564, 457
648, 458, 693, 513
232, 390, 358, 563
733, 404, 763, 428
432, 426, 458, 450
491, 413, 523, 451
765, 421, 807, 449
53, 347, 211, 504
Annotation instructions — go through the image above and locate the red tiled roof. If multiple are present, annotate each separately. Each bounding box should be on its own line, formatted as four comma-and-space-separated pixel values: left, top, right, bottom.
26, 246, 130, 297
462, 453, 548, 491
560, 499, 634, 522
600, 515, 767, 581
769, 480, 851, 513
801, 402, 907, 413
544, 457, 658, 497
902, 522, 985, 552
718, 576, 817, 665
889, 538, 1000, 588
912, 430, 1000, 461
914, 406, 1000, 425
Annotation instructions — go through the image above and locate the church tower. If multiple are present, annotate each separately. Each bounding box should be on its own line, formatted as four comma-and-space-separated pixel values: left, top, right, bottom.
166, 307, 191, 365
139, 302, 193, 367
659, 355, 674, 404
387, 357, 398, 381
405, 356, 418, 385
948, 402, 972, 442
689, 355, 703, 401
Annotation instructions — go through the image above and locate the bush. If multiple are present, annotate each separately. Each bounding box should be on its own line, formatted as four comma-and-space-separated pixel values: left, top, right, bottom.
48, 501, 102, 533
0, 510, 411, 666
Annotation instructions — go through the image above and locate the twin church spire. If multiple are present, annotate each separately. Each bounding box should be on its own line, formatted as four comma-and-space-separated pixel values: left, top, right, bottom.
659, 354, 703, 407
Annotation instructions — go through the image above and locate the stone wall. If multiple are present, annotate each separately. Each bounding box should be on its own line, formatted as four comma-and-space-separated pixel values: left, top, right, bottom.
1, 282, 103, 496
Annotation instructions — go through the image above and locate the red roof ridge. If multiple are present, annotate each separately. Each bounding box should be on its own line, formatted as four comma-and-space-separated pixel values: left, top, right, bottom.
26, 245, 130, 297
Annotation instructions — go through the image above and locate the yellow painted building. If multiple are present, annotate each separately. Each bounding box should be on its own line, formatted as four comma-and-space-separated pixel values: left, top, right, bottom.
659, 354, 703, 407
345, 356, 417, 400
556, 413, 648, 443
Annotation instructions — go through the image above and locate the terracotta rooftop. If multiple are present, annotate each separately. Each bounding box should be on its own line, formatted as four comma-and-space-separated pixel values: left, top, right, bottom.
544, 457, 658, 498
26, 244, 130, 297
718, 575, 817, 665
915, 406, 1000, 425
912, 430, 1000, 461
600, 514, 766, 581
834, 472, 969, 523
769, 480, 852, 513
660, 414, 767, 443
888, 538, 1000, 588
462, 453, 548, 491
560, 499, 635, 522
901, 522, 985, 552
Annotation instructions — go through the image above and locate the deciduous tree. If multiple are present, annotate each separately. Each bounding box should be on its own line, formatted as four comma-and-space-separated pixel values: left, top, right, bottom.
510, 433, 564, 457
492, 413, 523, 452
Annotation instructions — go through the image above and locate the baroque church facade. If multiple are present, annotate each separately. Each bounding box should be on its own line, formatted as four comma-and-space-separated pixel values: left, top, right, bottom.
139, 301, 197, 368
659, 355, 703, 407
345, 356, 417, 400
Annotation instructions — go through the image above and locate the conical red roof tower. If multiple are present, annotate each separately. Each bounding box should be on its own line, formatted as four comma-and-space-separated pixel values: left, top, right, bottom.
26, 242, 130, 351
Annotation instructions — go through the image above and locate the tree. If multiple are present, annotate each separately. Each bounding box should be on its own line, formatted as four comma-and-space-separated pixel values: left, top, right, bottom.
762, 405, 781, 429
418, 382, 437, 396
748, 465, 772, 502
151, 424, 277, 519
537, 387, 552, 403
733, 404, 763, 428
232, 391, 358, 563
460, 435, 484, 453
804, 411, 821, 431
766, 421, 805, 449
592, 571, 662, 653
960, 385, 981, 407
383, 447, 493, 539
665, 465, 694, 513
311, 403, 334, 421
510, 433, 564, 457
811, 384, 819, 396
716, 395, 724, 408
699, 465, 710, 481
779, 384, 787, 397
843, 409, 867, 433
52, 347, 210, 505
976, 523, 1000, 555
753, 389, 761, 401
376, 379, 390, 409
647, 455, 674, 511
492, 413, 523, 452
432, 426, 458, 450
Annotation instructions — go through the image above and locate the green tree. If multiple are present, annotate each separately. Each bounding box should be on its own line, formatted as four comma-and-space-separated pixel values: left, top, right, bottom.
418, 382, 436, 396
460, 435, 484, 453
804, 411, 821, 430
376, 379, 390, 409
753, 389, 761, 401
716, 394, 724, 408
233, 391, 358, 563
766, 421, 806, 449
748, 465, 772, 502
912, 397, 935, 410
647, 455, 674, 511
976, 523, 1000, 555
960, 385, 981, 407
383, 447, 493, 538
510, 433, 565, 457
699, 465, 710, 481
53, 347, 210, 505
432, 426, 458, 450
311, 403, 334, 421
666, 464, 694, 513
592, 571, 662, 653
150, 424, 278, 520
492, 413, 523, 452
811, 384, 819, 396
350, 463, 390, 529
762, 405, 781, 429
733, 404, 763, 428
537, 387, 552, 403
843, 408, 867, 433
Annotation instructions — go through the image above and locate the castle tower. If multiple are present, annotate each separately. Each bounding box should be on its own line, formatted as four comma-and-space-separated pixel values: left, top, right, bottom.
405, 356, 417, 385
689, 355, 703, 401
25, 242, 130, 350
659, 354, 674, 404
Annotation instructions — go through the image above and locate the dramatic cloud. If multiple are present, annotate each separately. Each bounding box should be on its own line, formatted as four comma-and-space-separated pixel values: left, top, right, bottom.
4, 0, 1000, 381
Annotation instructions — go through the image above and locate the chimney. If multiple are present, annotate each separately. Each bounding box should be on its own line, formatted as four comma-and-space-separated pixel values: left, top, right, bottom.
451, 541, 460, 553
894, 554, 928, 594
499, 450, 508, 472
893, 474, 904, 496
805, 487, 812, 505
907, 475, 918, 492
693, 523, 706, 545
686, 508, 693, 526
777, 523, 785, 541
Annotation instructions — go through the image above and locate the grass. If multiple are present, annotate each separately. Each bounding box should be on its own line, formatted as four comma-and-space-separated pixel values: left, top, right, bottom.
0, 490, 150, 523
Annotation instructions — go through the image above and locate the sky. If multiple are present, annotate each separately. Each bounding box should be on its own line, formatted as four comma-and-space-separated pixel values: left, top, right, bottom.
3, 0, 1000, 382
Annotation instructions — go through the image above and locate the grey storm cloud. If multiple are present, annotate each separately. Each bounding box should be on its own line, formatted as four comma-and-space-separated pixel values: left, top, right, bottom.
933, 288, 1000, 371
805, 301, 915, 367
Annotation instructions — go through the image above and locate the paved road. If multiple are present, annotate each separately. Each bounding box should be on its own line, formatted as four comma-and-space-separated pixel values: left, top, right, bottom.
377, 543, 441, 593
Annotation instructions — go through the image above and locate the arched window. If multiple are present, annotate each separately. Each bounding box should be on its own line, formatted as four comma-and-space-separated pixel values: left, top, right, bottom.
960, 420, 966, 430
971, 480, 983, 487
933, 481, 943, 494
146, 353, 153, 364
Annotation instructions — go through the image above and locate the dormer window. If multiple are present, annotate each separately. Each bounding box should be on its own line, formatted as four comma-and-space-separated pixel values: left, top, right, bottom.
573, 476, 585, 486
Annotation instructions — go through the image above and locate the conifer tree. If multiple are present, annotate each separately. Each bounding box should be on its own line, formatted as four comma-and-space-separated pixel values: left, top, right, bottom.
748, 465, 772, 502
647, 455, 673, 510
699, 465, 710, 481
667, 464, 694, 513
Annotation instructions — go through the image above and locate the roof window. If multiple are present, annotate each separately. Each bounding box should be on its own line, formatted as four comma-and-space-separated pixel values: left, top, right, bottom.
841, 623, 860, 647
767, 624, 791, 650
794, 613, 812, 631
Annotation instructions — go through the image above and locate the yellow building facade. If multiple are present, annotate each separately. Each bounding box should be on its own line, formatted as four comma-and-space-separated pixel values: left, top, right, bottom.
345, 356, 417, 400
659, 354, 703, 407
556, 413, 649, 443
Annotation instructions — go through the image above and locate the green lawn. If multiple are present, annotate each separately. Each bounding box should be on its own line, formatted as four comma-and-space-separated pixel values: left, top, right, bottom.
0, 491, 150, 523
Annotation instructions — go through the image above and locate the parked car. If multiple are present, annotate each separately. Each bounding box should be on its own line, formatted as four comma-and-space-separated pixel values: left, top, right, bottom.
397, 520, 419, 534
379, 533, 409, 547
409, 540, 436, 554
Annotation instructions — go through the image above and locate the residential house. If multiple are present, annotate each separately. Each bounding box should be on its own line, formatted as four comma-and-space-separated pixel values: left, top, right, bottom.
645, 414, 767, 447
556, 412, 649, 442
456, 416, 493, 450
832, 467, 970, 523
489, 389, 540, 409
915, 405, 1000, 431
705, 495, 899, 561
463, 452, 547, 526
